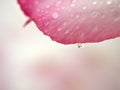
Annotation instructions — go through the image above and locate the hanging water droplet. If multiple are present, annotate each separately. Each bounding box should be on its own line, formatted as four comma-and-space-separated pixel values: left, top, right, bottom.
77, 44, 85, 48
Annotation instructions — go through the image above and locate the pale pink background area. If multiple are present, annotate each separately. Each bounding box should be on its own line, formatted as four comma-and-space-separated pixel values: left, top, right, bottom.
0, 0, 120, 90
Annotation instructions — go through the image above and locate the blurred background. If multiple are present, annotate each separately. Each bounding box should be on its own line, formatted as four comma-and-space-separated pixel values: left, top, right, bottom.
0, 0, 120, 90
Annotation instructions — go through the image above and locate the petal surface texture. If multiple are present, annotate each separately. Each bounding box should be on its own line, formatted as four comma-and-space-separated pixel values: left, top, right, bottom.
18, 0, 120, 44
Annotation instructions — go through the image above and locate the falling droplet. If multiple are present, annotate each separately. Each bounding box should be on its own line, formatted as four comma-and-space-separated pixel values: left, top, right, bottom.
77, 43, 85, 48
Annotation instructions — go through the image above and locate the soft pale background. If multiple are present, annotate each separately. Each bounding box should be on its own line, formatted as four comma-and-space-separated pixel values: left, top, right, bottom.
0, 0, 120, 90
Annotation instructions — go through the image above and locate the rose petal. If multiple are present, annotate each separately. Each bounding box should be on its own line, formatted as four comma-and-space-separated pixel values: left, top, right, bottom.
18, 0, 120, 44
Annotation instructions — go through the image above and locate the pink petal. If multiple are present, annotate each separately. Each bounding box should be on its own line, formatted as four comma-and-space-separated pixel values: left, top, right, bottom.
18, 0, 120, 44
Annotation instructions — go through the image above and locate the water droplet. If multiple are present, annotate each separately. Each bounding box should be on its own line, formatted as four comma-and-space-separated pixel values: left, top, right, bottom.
77, 44, 85, 48
52, 12, 59, 19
